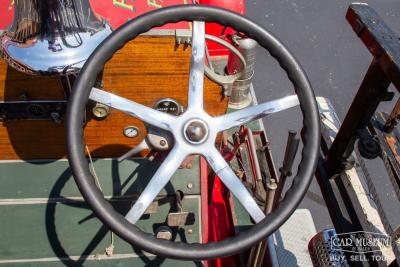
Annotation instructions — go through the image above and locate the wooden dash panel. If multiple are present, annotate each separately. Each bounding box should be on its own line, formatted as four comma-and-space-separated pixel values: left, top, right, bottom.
0, 36, 228, 160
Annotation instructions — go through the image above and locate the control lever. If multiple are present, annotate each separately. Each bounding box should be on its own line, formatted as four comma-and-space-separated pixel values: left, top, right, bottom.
274, 130, 300, 205
118, 127, 173, 162
118, 139, 150, 162
249, 131, 299, 267
248, 180, 278, 267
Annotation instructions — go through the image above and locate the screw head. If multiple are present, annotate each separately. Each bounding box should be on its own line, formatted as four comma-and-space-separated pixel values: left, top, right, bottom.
187, 183, 193, 189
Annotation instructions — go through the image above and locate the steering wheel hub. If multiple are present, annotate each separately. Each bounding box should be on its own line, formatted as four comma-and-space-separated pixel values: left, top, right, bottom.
183, 118, 209, 144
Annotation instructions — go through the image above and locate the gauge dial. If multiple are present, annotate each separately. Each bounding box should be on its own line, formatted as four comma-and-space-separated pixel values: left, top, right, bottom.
123, 126, 139, 138
154, 98, 182, 116
92, 103, 110, 119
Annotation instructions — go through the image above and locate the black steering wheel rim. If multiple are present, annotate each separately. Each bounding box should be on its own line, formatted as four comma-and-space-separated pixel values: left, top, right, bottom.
66, 4, 320, 260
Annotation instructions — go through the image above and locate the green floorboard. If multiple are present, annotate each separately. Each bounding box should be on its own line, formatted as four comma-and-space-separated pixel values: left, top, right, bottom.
0, 258, 202, 267
0, 158, 200, 199
0, 158, 201, 266
0, 198, 200, 262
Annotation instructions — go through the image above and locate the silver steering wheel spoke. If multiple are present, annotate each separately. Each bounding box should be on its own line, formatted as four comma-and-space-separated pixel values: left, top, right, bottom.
89, 87, 175, 131
205, 148, 266, 223
214, 94, 299, 132
187, 21, 205, 110
125, 145, 187, 224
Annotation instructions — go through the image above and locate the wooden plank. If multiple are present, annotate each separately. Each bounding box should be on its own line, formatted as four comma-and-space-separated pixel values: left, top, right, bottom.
347, 4, 400, 90
0, 36, 227, 160
0, 65, 65, 101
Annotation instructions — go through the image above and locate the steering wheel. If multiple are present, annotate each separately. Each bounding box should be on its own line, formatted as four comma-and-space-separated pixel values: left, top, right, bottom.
66, 5, 320, 260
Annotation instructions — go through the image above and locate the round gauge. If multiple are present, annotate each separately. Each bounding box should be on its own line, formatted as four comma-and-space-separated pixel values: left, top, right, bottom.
154, 98, 182, 116
92, 103, 110, 119
123, 126, 139, 138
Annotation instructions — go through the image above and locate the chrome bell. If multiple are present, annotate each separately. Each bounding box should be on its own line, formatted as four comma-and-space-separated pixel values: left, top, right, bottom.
0, 0, 112, 75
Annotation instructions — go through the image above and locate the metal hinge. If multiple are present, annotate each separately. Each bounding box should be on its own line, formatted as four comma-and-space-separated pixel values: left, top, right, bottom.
175, 29, 192, 45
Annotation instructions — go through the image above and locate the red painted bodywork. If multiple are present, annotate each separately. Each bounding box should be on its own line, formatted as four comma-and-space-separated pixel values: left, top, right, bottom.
0, 0, 190, 30
0, 0, 245, 57
201, 153, 242, 267
199, 0, 245, 57
207, 176, 239, 267
89, 0, 189, 29
0, 1, 13, 30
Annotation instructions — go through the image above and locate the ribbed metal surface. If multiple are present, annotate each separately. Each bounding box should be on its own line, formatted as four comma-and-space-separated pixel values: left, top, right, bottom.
8, 0, 104, 43
308, 229, 349, 267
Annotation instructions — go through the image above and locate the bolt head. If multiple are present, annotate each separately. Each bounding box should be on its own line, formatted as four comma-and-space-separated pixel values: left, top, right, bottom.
183, 119, 209, 144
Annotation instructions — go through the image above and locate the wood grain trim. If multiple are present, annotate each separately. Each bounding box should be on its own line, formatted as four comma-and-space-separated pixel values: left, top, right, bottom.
0, 36, 228, 160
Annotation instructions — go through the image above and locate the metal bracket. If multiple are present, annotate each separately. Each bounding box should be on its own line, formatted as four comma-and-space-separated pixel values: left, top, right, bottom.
175, 29, 192, 45
175, 29, 247, 89
0, 101, 67, 122
356, 128, 382, 159
327, 4, 400, 175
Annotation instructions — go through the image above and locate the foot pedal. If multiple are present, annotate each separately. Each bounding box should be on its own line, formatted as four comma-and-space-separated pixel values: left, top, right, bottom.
167, 191, 195, 227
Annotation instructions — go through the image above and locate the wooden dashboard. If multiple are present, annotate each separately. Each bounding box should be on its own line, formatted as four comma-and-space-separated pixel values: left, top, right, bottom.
0, 35, 228, 160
